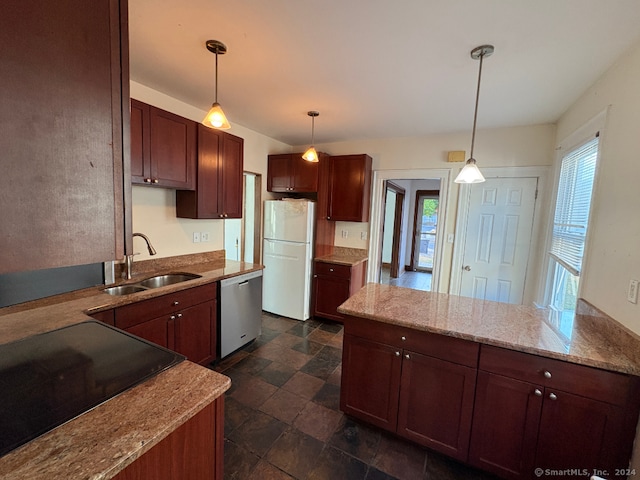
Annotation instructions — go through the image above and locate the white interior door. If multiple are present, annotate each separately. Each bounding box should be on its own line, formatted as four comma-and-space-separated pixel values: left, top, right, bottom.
459, 177, 538, 304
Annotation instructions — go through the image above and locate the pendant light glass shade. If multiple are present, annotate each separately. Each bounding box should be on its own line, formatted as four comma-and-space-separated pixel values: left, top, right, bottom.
203, 102, 230, 129
302, 146, 319, 162
302, 111, 320, 163
202, 40, 230, 130
454, 45, 494, 184
455, 159, 485, 183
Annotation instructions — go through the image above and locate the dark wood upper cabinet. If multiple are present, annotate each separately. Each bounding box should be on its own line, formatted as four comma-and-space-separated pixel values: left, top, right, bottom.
267, 153, 320, 193
0, 0, 129, 274
130, 99, 196, 190
176, 125, 244, 219
325, 154, 372, 222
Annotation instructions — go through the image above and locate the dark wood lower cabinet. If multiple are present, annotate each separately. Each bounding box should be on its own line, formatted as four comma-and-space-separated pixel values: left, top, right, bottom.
94, 283, 218, 365
313, 261, 367, 322
113, 397, 223, 480
398, 351, 476, 461
341, 317, 478, 461
341, 315, 640, 480
468, 372, 542, 479
341, 334, 401, 431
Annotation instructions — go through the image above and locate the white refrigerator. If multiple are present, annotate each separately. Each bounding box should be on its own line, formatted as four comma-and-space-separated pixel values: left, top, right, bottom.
262, 199, 315, 321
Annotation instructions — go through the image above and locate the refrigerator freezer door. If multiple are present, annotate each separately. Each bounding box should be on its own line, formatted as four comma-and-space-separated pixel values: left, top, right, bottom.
264, 200, 315, 243
262, 239, 312, 320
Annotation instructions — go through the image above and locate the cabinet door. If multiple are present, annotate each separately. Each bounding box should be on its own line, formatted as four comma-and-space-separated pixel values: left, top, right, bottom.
126, 316, 169, 349
220, 133, 244, 218
535, 389, 625, 475
174, 301, 216, 365
397, 351, 476, 462
340, 334, 402, 431
291, 155, 319, 192
267, 154, 292, 192
326, 155, 372, 222
130, 99, 150, 184
148, 106, 196, 189
0, 0, 126, 273
468, 372, 541, 479
313, 274, 350, 322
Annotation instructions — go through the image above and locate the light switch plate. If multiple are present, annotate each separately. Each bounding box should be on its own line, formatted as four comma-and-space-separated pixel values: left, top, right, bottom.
193, 232, 201, 243
628, 279, 639, 304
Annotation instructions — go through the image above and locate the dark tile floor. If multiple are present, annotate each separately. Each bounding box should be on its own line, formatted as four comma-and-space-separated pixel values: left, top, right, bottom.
212, 313, 496, 480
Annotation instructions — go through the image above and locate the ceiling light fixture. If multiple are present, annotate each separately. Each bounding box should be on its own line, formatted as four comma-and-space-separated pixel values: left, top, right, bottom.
202, 39, 230, 130
302, 111, 320, 162
454, 44, 494, 184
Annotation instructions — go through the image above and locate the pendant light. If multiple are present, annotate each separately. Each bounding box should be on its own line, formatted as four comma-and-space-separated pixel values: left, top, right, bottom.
302, 111, 320, 162
202, 40, 230, 130
454, 45, 494, 184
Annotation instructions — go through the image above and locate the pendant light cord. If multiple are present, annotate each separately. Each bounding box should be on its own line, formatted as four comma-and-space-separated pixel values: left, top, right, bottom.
469, 52, 485, 160
310, 116, 315, 145
214, 49, 219, 103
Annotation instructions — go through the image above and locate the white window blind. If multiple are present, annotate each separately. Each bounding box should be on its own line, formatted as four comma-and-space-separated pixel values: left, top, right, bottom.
549, 136, 598, 276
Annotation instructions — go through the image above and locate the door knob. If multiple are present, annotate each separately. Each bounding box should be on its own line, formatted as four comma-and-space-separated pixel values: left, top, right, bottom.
463, 265, 471, 271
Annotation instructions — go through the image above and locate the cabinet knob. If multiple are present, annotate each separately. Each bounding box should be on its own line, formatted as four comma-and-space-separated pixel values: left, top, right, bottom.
401, 336, 407, 341
548, 392, 558, 401
152, 178, 159, 184
543, 370, 552, 379
327, 216, 331, 220
144, 178, 152, 183
329, 268, 334, 272
173, 301, 180, 306
177, 313, 183, 318
405, 354, 410, 360
395, 351, 400, 356
170, 315, 176, 320
534, 388, 542, 397
313, 274, 318, 278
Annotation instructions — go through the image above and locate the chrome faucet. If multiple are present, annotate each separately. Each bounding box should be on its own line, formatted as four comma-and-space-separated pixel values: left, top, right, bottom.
124, 233, 157, 280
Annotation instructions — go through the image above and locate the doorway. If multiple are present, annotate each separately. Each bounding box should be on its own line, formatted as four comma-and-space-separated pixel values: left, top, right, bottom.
410, 190, 439, 273
224, 172, 261, 263
371, 171, 448, 293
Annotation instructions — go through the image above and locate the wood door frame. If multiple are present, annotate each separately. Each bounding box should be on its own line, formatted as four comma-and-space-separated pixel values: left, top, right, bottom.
450, 166, 549, 305
409, 190, 439, 273
384, 181, 406, 278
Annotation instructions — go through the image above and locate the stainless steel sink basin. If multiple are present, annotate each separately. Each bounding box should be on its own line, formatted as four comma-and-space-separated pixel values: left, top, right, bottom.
103, 285, 148, 296
101, 272, 202, 296
138, 273, 202, 289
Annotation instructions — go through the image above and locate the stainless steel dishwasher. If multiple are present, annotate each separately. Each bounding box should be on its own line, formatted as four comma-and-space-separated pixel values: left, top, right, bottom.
219, 270, 263, 358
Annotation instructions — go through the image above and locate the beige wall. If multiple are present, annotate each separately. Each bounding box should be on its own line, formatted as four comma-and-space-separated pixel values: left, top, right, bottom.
129, 82, 290, 261
295, 124, 556, 292
555, 40, 640, 335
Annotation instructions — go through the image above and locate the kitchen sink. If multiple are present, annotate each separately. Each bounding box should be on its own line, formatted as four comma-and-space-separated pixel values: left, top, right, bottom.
102, 285, 148, 296
138, 273, 201, 288
101, 273, 202, 296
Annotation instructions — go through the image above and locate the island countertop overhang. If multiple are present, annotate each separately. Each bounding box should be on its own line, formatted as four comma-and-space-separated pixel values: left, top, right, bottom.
337, 283, 640, 376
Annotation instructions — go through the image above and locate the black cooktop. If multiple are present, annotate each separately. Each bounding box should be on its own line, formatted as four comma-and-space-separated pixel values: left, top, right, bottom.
0, 320, 184, 456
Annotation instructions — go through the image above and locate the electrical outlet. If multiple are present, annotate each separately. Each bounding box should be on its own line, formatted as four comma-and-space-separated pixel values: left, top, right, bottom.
628, 279, 639, 304
361, 231, 367, 240
201, 231, 210, 242
192, 232, 201, 243
342, 230, 348, 238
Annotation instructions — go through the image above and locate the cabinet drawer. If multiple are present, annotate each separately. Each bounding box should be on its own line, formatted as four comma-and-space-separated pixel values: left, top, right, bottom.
315, 262, 351, 278
115, 283, 216, 330
344, 315, 479, 367
479, 345, 631, 406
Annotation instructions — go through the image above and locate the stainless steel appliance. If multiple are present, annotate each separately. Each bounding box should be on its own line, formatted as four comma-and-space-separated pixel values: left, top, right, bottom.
219, 270, 263, 358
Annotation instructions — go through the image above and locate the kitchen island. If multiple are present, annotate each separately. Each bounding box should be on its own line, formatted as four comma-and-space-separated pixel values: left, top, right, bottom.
338, 283, 640, 479
0, 252, 261, 479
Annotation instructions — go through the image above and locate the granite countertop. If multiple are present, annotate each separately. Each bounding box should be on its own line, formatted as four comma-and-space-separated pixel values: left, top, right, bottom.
315, 247, 368, 266
338, 283, 640, 377
0, 251, 256, 478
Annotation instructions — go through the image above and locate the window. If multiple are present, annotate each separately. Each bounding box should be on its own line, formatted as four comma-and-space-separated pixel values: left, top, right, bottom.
547, 135, 599, 322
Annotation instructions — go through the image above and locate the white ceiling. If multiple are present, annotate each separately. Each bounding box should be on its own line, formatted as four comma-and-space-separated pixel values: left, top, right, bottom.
129, 0, 640, 146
